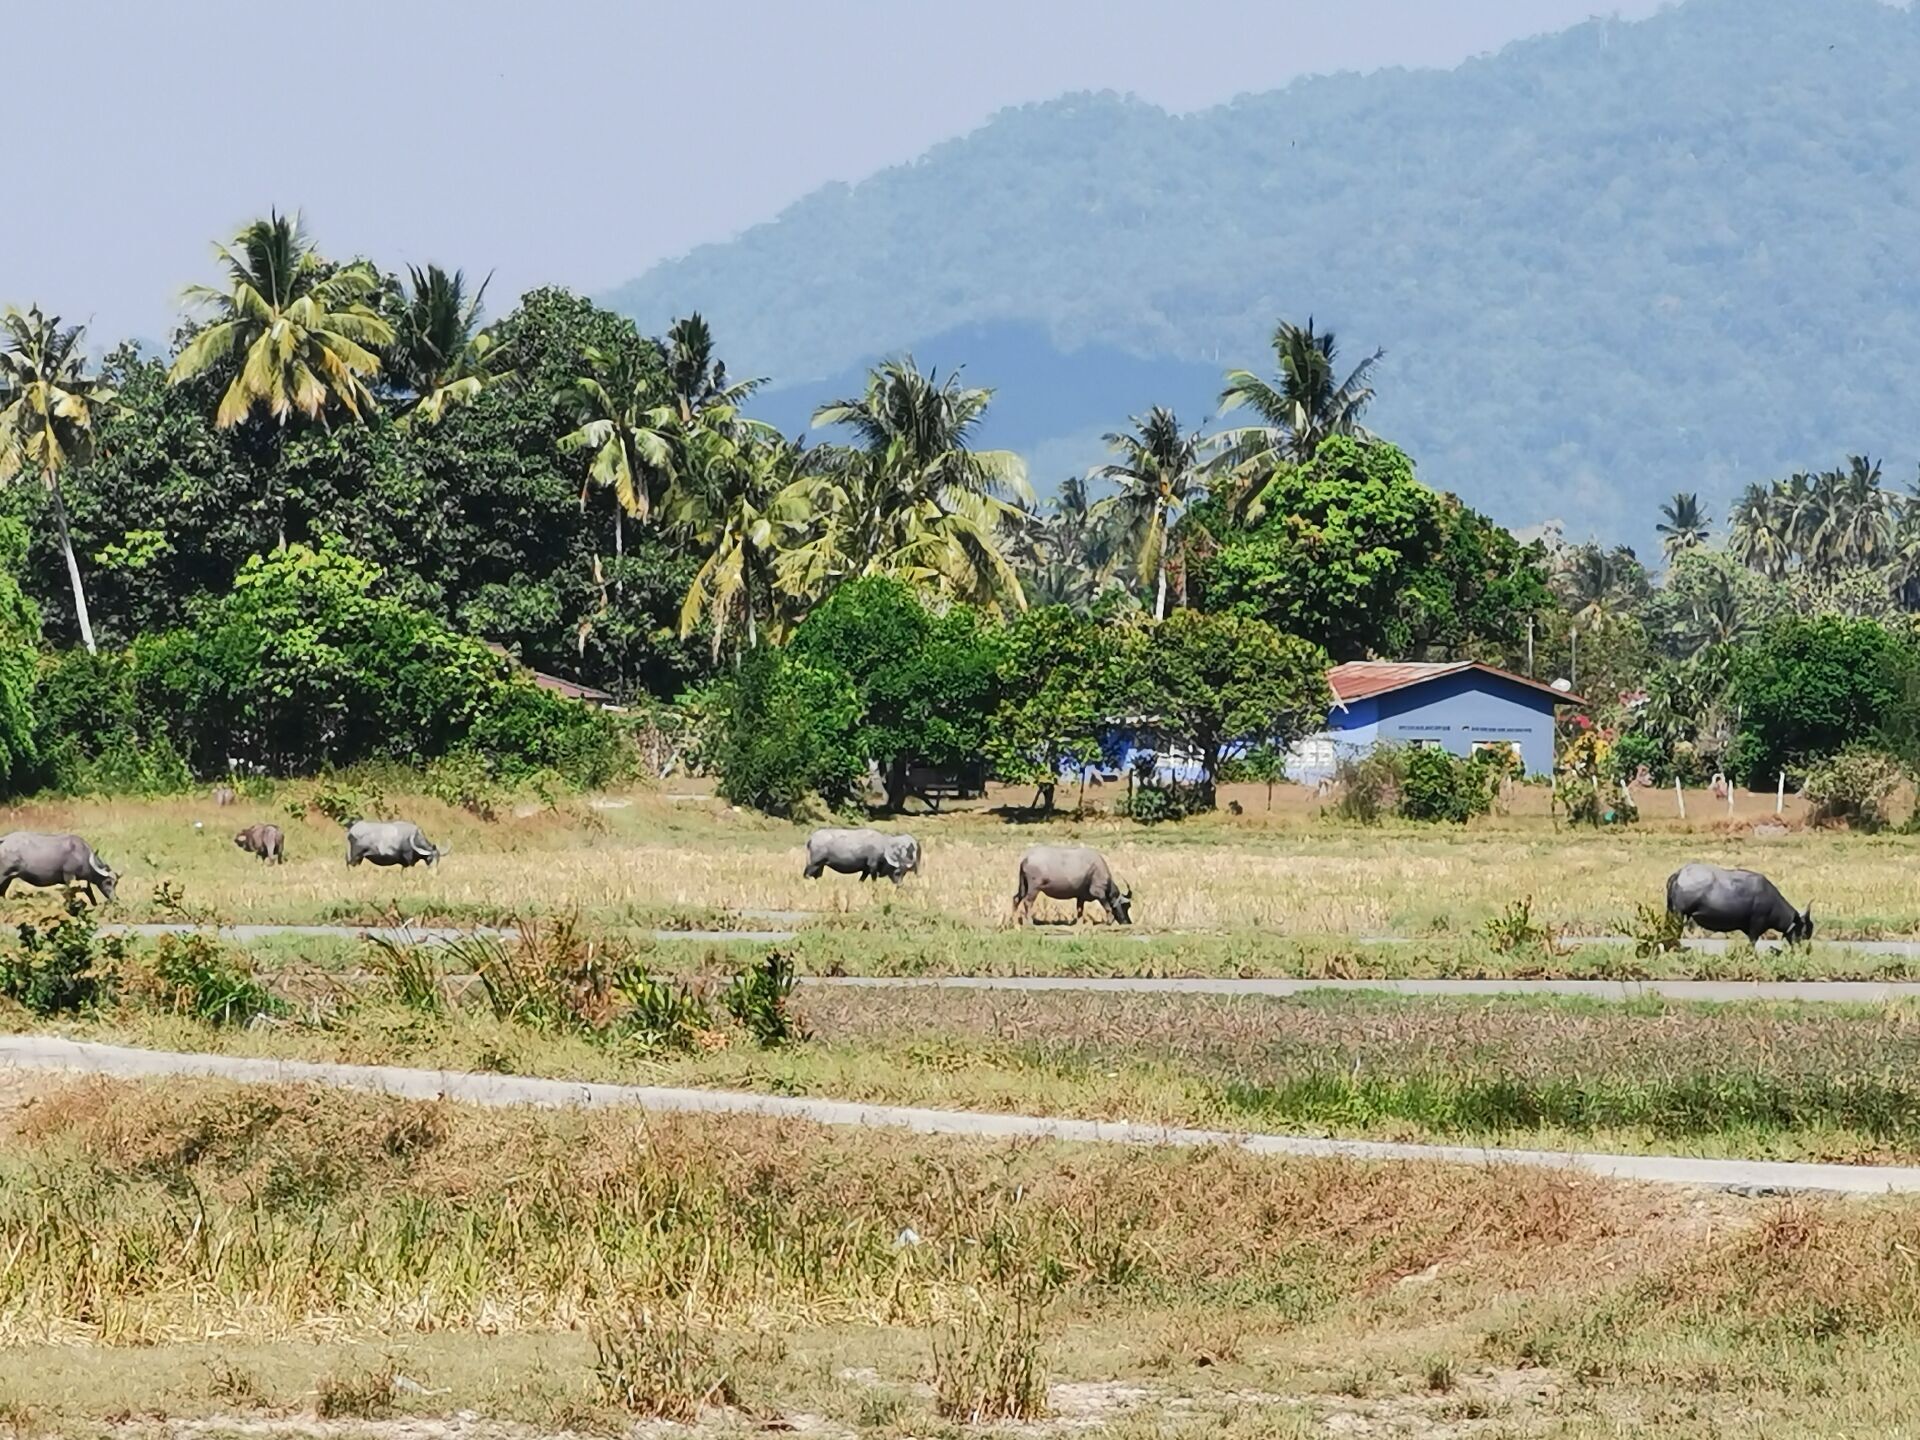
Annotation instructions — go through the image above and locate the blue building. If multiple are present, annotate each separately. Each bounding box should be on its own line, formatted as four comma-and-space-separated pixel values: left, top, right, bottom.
1288, 661, 1580, 781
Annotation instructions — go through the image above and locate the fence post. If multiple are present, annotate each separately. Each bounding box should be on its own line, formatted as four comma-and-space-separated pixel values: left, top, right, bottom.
1674, 776, 1685, 819
1776, 771, 1785, 815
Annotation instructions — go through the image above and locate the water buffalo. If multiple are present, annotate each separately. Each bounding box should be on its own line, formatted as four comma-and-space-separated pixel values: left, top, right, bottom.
803, 827, 921, 885
234, 822, 285, 864
1012, 844, 1131, 925
1666, 862, 1812, 944
345, 819, 446, 869
0, 832, 117, 903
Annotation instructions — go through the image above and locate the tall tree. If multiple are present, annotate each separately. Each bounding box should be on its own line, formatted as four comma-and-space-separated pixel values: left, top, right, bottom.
1216, 317, 1383, 487
1098, 406, 1206, 620
663, 313, 765, 424
388, 265, 511, 424
168, 212, 393, 429
1019, 474, 1124, 610
803, 358, 1029, 608
1728, 482, 1792, 579
1655, 491, 1711, 559
668, 429, 816, 658
0, 307, 115, 652
556, 343, 674, 561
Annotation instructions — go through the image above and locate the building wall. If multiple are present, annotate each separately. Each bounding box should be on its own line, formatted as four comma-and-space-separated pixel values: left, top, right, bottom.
1290, 673, 1559, 780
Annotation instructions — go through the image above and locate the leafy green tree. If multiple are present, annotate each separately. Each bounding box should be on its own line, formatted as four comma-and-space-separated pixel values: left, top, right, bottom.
1124, 609, 1330, 805
0, 308, 115, 652
702, 648, 865, 816
1191, 438, 1440, 659
0, 518, 39, 791
1097, 406, 1207, 619
1216, 317, 1383, 502
1642, 548, 1785, 660
1729, 615, 1920, 783
986, 605, 1117, 812
1392, 498, 1554, 665
388, 265, 512, 425
168, 212, 393, 431
788, 574, 1004, 810
1656, 492, 1710, 559
802, 359, 1029, 609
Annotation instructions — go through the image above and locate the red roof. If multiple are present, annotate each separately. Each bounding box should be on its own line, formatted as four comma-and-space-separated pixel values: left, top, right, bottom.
483, 643, 614, 704
1328, 660, 1582, 707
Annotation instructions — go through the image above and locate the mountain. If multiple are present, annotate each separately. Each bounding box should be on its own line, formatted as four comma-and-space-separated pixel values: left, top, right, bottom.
605, 0, 1920, 545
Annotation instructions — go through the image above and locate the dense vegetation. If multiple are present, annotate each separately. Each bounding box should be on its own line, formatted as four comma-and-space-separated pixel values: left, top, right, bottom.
607, 0, 1920, 541
6, 198, 1920, 816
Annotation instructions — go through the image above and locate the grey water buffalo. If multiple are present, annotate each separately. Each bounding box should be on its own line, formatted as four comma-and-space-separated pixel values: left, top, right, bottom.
803, 827, 921, 885
0, 832, 117, 903
345, 819, 446, 869
1012, 844, 1132, 925
1666, 862, 1812, 944
234, 822, 285, 864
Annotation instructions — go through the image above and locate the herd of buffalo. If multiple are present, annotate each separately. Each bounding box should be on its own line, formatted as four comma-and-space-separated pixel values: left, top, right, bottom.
0, 817, 1817, 944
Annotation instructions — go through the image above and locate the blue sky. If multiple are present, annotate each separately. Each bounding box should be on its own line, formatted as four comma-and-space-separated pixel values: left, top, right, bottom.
5, 0, 1665, 345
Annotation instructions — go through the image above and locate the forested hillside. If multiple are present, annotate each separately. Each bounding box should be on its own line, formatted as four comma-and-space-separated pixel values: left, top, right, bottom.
606, 0, 1920, 538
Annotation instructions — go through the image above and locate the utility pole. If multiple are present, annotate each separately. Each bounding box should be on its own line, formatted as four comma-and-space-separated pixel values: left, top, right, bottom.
1526, 615, 1535, 677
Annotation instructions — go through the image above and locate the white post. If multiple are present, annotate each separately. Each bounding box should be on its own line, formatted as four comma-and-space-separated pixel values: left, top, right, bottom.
1727, 781, 1735, 817
1776, 771, 1785, 815
1674, 776, 1685, 819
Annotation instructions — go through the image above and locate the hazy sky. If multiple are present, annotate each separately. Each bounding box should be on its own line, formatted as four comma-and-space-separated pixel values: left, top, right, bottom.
8, 0, 1667, 345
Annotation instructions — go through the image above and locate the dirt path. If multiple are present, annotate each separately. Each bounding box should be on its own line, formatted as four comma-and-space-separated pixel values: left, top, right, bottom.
806, 975, 1920, 1003
6, 1034, 1920, 1196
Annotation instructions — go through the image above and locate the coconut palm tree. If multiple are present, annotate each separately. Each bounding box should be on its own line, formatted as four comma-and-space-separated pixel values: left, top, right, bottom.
663, 313, 765, 425
1020, 474, 1125, 610
800, 358, 1030, 608
0, 307, 114, 651
1819, 455, 1896, 570
668, 429, 818, 658
1728, 482, 1792, 579
1098, 407, 1207, 620
1553, 542, 1648, 625
1655, 492, 1711, 559
388, 265, 512, 425
168, 211, 393, 429
555, 344, 675, 562
1215, 317, 1383, 481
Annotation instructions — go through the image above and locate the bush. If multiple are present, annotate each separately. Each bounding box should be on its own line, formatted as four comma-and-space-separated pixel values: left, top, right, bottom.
1398, 746, 1495, 824
931, 1287, 1050, 1424
422, 747, 507, 821
0, 892, 123, 1015
723, 949, 800, 1047
1803, 746, 1906, 831
1333, 747, 1405, 824
1606, 730, 1664, 785
147, 933, 281, 1026
29, 648, 190, 796
1731, 615, 1920, 784
702, 649, 865, 816
1116, 780, 1212, 824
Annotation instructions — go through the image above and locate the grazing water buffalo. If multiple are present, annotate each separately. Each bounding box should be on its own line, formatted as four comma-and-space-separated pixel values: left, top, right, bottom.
345, 819, 446, 869
234, 822, 285, 864
1012, 844, 1131, 925
0, 832, 117, 903
1666, 862, 1812, 944
803, 827, 921, 885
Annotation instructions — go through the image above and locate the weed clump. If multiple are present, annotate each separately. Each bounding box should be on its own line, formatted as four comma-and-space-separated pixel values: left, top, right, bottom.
1482, 897, 1552, 955
723, 949, 800, 1046
592, 1305, 734, 1422
931, 1286, 1050, 1424
147, 933, 282, 1026
0, 889, 123, 1015
1631, 901, 1686, 958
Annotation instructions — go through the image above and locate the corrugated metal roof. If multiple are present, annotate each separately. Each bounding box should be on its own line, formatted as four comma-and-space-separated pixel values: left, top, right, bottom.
1328, 660, 1582, 707
483, 643, 614, 704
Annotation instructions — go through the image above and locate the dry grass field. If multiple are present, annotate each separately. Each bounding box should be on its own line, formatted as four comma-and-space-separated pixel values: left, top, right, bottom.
8, 783, 1920, 1435
4, 1073, 1920, 1437
0, 779, 1910, 944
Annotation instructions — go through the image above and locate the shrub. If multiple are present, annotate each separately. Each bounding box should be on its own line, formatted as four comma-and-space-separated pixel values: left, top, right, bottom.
1631, 901, 1686, 958
1399, 747, 1495, 824
0, 892, 122, 1015
147, 934, 281, 1026
1803, 746, 1906, 831
1116, 780, 1212, 824
702, 649, 865, 816
366, 935, 445, 1014
1333, 747, 1406, 824
1482, 897, 1551, 955
422, 747, 506, 821
723, 950, 800, 1047
618, 970, 719, 1052
1607, 730, 1664, 785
